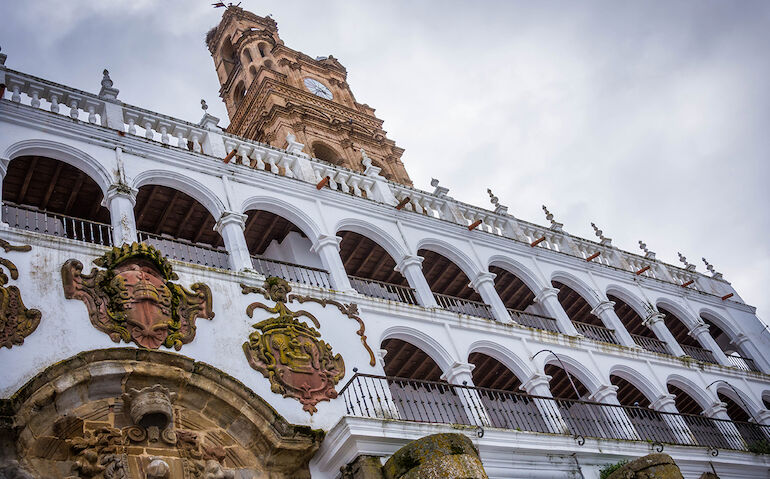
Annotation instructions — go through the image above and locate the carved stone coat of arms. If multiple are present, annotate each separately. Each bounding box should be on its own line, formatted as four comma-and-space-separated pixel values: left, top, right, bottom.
242, 277, 345, 414
61, 243, 214, 350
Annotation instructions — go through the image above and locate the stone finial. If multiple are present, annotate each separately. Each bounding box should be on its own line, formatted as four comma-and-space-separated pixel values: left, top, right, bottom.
542, 205, 563, 232
98, 68, 119, 100
678, 252, 696, 271
360, 148, 382, 177
430, 178, 449, 197
702, 257, 723, 280
198, 99, 221, 131
487, 188, 508, 215
591, 222, 612, 246
360, 148, 371, 168
285, 131, 305, 155
201, 99, 209, 111
638, 240, 656, 260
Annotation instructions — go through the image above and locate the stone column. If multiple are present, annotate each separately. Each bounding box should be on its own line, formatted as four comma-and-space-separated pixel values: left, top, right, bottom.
470, 271, 512, 323
644, 312, 686, 357
395, 255, 438, 307
534, 287, 578, 335
688, 323, 730, 366
704, 401, 746, 449
441, 362, 491, 427
650, 393, 697, 445
588, 384, 640, 440
521, 373, 570, 434
756, 409, 770, 427
214, 212, 252, 271
311, 234, 355, 293
104, 184, 138, 246
591, 300, 636, 347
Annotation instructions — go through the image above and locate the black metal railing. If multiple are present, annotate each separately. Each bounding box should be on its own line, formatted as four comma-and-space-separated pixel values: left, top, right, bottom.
508, 308, 560, 333
726, 354, 760, 373
349, 276, 418, 305
340, 374, 770, 452
433, 292, 495, 320
138, 231, 230, 270
681, 344, 717, 364
631, 333, 670, 355
3, 203, 113, 246
250, 255, 331, 288
573, 321, 620, 345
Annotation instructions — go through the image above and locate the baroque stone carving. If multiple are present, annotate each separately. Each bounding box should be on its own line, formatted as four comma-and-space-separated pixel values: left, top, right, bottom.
69, 426, 128, 478
122, 384, 178, 444
61, 243, 214, 349
242, 277, 345, 414
0, 239, 40, 349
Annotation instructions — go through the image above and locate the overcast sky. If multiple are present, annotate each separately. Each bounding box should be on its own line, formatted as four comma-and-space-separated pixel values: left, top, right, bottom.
2, 1, 768, 321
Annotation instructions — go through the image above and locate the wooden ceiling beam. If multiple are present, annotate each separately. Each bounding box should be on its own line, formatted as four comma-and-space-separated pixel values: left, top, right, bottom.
175, 200, 198, 238
17, 157, 38, 205
154, 190, 181, 233
253, 214, 281, 253
64, 173, 84, 215
40, 162, 62, 210
136, 186, 159, 226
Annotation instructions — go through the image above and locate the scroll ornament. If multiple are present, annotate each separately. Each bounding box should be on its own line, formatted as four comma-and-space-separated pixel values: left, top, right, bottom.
61, 243, 214, 349
242, 277, 345, 414
0, 239, 40, 348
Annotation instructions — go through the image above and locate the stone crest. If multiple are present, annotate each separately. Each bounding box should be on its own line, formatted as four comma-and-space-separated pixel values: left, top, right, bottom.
0, 239, 40, 349
61, 243, 214, 349
242, 277, 345, 414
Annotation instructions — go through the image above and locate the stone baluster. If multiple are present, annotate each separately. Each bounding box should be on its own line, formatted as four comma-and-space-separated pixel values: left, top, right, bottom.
127, 117, 137, 135
265, 151, 280, 174
590, 300, 636, 347
688, 322, 730, 366
173, 126, 188, 150
395, 255, 438, 307
650, 394, 698, 445
520, 373, 570, 434
49, 90, 61, 113
470, 271, 512, 323
190, 131, 202, 153
104, 184, 138, 246
214, 212, 252, 271
441, 362, 491, 427
250, 149, 265, 170
158, 121, 171, 144
588, 385, 640, 440
143, 119, 155, 139
348, 177, 362, 197
643, 312, 686, 357
277, 153, 295, 178
533, 287, 578, 335
10, 84, 20, 102
28, 85, 44, 109
311, 234, 354, 293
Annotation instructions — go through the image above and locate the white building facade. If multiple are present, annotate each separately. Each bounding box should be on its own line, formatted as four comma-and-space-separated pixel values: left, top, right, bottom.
0, 26, 769, 479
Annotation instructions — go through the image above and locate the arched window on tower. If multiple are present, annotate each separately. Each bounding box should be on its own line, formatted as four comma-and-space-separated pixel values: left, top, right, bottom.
312, 142, 343, 166
233, 81, 246, 107
243, 48, 253, 63
258, 42, 268, 58
220, 36, 238, 77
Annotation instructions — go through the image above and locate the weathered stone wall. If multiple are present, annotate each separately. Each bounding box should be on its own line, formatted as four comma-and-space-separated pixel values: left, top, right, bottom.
607, 453, 684, 479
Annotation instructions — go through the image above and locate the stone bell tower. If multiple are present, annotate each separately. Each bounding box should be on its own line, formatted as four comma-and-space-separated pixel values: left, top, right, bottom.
206, 6, 412, 185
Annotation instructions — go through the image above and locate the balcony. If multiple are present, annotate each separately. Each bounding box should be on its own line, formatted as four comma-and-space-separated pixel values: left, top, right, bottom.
508, 308, 560, 333
681, 344, 717, 364
349, 275, 417, 305
3, 203, 113, 247
631, 333, 670, 355
138, 230, 230, 270
573, 320, 620, 345
433, 292, 495, 320
251, 255, 331, 289
726, 354, 760, 373
340, 373, 770, 453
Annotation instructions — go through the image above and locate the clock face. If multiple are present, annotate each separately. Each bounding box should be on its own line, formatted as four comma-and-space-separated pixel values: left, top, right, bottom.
303, 77, 333, 100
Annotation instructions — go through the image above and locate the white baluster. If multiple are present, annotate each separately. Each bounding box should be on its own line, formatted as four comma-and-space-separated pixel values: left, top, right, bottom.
159, 125, 169, 144
175, 130, 187, 149
265, 151, 280, 173
69, 100, 79, 119
143, 121, 154, 139
87, 105, 97, 124
191, 133, 202, 153
127, 118, 137, 135
237, 144, 250, 165
50, 94, 60, 113
336, 173, 350, 193
327, 171, 339, 190
348, 177, 362, 196
30, 91, 40, 108
11, 86, 20, 103
251, 149, 265, 169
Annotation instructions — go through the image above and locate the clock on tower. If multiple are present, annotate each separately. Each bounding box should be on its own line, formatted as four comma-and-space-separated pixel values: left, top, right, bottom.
206, 6, 411, 185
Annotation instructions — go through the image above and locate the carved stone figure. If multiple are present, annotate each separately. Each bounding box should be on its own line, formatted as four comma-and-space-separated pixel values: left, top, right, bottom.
122, 385, 178, 444
69, 427, 126, 478
0, 239, 40, 348
242, 277, 345, 414
61, 243, 214, 349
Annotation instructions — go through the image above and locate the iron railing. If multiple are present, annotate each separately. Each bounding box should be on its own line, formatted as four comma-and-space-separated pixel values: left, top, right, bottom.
138, 231, 230, 270
681, 344, 717, 364
340, 374, 770, 452
3, 203, 113, 246
726, 354, 760, 373
573, 321, 619, 345
508, 309, 560, 333
631, 333, 670, 355
433, 292, 495, 320
349, 276, 418, 305
250, 255, 331, 288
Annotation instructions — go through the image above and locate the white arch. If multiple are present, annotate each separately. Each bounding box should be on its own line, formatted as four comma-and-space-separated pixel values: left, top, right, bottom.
666, 373, 714, 413
466, 340, 536, 386
334, 218, 408, 263
487, 255, 547, 295
550, 270, 602, 308
655, 298, 700, 329
712, 382, 764, 421
542, 352, 603, 395
415, 237, 482, 282
3, 139, 113, 194
132, 170, 226, 219
241, 196, 323, 244
698, 308, 743, 345
380, 325, 455, 374
605, 284, 654, 320
608, 364, 667, 404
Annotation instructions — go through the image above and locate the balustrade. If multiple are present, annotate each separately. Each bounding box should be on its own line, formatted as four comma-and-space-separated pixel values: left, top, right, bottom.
348, 276, 417, 305
250, 255, 331, 289
681, 344, 717, 364
573, 321, 620, 345
340, 374, 770, 452
137, 231, 229, 270
508, 309, 560, 333
725, 354, 760, 373
433, 292, 495, 320
631, 333, 670, 355
2, 203, 112, 247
